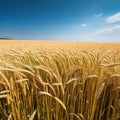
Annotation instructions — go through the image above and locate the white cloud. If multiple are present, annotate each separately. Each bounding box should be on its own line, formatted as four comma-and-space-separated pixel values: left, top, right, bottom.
77, 24, 120, 42
105, 12, 120, 23
94, 13, 102, 17
96, 24, 120, 34
81, 24, 87, 27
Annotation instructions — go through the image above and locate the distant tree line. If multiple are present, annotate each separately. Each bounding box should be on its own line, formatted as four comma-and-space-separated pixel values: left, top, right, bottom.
0, 38, 12, 40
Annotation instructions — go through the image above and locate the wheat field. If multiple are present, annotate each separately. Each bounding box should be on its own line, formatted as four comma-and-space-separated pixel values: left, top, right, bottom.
0, 40, 120, 120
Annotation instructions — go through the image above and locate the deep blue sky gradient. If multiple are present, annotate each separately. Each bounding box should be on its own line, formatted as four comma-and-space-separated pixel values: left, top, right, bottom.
0, 0, 120, 41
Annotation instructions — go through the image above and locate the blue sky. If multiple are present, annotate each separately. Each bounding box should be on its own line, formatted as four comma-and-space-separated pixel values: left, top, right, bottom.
0, 0, 120, 42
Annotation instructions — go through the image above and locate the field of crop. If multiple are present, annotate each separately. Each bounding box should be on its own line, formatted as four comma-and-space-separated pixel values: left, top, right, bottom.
0, 40, 120, 120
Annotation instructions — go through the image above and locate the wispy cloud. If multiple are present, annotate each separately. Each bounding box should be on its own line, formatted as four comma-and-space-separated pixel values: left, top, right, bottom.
96, 24, 120, 34
94, 13, 102, 17
105, 12, 120, 23
81, 24, 87, 27
79, 24, 120, 37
